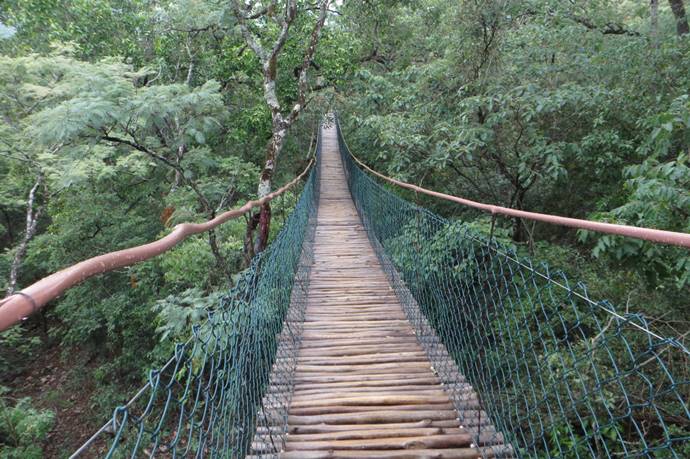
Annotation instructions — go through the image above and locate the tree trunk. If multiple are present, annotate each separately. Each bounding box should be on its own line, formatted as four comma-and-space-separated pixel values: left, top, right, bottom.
255, 202, 272, 253
233, 0, 330, 259
243, 212, 260, 263
512, 218, 526, 243
669, 0, 690, 35
6, 174, 44, 295
651, 0, 660, 47
511, 188, 527, 243
1, 207, 14, 244
254, 121, 288, 253
208, 227, 233, 287
171, 143, 187, 191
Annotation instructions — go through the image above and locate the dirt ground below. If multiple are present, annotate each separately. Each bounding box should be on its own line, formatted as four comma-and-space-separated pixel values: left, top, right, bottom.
5, 332, 111, 458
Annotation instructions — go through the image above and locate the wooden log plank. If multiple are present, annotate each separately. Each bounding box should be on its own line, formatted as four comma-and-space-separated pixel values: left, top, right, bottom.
298, 345, 422, 357
290, 394, 451, 408
288, 420, 461, 434
278, 445, 514, 459
287, 410, 459, 426
293, 378, 441, 390
293, 384, 450, 395
289, 404, 457, 416
283, 433, 473, 451
286, 427, 461, 442
293, 373, 441, 384
299, 338, 420, 349
297, 353, 427, 366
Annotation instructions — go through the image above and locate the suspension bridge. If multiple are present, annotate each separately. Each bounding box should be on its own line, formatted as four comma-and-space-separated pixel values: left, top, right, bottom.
1, 116, 689, 458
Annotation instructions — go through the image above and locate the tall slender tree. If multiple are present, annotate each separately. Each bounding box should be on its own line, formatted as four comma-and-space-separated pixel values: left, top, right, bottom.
232, 0, 331, 257
6, 173, 45, 295
651, 0, 660, 47
668, 0, 689, 35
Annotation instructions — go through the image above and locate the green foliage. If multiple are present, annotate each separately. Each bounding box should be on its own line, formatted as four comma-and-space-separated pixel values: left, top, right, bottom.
1, 0, 689, 455
0, 388, 54, 459
0, 328, 39, 378
584, 97, 690, 287
342, 135, 690, 457
338, 0, 690, 285
154, 288, 223, 341
0, 0, 149, 60
0, 2, 339, 453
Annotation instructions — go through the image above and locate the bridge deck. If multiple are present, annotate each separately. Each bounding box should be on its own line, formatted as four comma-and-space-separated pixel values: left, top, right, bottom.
261, 126, 508, 458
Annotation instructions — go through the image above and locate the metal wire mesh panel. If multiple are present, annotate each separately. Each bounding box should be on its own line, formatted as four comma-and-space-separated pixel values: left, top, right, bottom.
335, 117, 690, 459
73, 137, 321, 459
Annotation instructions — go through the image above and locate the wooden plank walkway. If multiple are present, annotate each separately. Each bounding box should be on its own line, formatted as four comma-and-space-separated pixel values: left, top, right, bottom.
255, 126, 510, 458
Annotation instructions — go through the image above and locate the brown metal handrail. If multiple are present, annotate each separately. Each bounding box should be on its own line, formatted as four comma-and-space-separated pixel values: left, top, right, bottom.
0, 158, 314, 332
346, 150, 690, 249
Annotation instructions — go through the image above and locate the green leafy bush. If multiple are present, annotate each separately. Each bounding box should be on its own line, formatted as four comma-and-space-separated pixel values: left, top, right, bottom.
0, 389, 54, 459
0, 329, 39, 379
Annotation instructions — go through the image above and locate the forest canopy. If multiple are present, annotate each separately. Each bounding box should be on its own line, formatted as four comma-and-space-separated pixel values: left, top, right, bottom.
0, 0, 689, 456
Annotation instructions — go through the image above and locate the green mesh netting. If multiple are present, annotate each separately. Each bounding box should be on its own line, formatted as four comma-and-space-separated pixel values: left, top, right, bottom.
73, 135, 321, 459
336, 116, 690, 459
73, 115, 690, 459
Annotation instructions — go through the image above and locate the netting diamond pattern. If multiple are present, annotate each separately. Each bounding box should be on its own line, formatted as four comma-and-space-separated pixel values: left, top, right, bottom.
335, 117, 690, 459
79, 138, 320, 458
75, 116, 690, 459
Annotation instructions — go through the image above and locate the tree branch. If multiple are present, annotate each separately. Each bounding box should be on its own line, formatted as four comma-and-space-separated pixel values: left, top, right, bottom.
270, 0, 298, 60
232, 0, 268, 61
570, 15, 640, 36
102, 135, 180, 171
286, 0, 331, 126
6, 173, 45, 295
101, 134, 213, 213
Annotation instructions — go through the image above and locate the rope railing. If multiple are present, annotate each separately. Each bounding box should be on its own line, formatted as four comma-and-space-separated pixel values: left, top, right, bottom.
344, 136, 690, 249
69, 127, 322, 457
335, 116, 690, 458
0, 157, 315, 332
